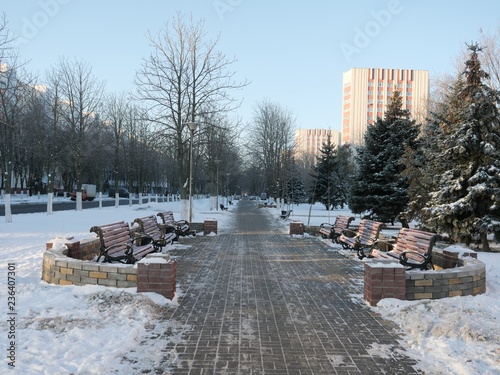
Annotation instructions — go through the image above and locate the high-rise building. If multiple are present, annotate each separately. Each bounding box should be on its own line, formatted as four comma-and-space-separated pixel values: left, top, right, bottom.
341, 68, 429, 145
295, 129, 341, 158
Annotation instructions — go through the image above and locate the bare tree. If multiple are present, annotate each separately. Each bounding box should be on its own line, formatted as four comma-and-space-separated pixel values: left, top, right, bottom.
53, 57, 104, 210
20, 85, 48, 196
195, 109, 241, 210
103, 92, 129, 202
247, 100, 296, 201
0, 14, 36, 222
479, 27, 500, 91
135, 13, 248, 219
42, 68, 67, 213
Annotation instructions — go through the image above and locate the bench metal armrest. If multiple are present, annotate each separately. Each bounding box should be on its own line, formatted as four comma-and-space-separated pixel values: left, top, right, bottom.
98, 243, 135, 264
399, 251, 431, 269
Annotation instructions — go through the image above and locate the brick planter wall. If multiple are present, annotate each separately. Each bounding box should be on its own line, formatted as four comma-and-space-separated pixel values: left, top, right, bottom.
204, 219, 218, 235
433, 248, 477, 269
43, 237, 138, 287
42, 237, 176, 299
137, 254, 176, 300
364, 262, 406, 306
406, 247, 485, 300
290, 221, 304, 236
363, 246, 486, 306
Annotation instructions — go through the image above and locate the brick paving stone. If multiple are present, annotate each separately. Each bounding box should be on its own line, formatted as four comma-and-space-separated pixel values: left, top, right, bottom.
154, 199, 421, 374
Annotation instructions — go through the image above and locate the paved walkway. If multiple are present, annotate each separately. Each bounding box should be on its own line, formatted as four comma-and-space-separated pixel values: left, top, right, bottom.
158, 199, 421, 374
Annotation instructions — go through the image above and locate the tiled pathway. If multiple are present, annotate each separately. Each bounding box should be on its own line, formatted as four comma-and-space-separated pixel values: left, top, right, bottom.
157, 199, 420, 374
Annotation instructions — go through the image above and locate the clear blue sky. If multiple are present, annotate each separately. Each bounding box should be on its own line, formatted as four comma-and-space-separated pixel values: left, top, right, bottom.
3, 0, 500, 131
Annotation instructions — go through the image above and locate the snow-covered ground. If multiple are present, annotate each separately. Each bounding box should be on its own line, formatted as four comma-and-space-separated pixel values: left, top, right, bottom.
0, 195, 498, 374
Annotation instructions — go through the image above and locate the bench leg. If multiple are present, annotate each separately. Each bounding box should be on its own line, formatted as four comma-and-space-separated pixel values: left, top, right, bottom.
357, 248, 367, 260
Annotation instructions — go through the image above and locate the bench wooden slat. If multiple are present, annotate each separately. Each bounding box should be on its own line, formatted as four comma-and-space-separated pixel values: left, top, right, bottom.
318, 215, 355, 243
157, 211, 194, 237
368, 228, 440, 270
132, 216, 176, 251
339, 219, 384, 258
90, 221, 156, 264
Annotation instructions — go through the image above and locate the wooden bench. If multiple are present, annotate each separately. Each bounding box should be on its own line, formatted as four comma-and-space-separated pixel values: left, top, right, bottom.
220, 203, 228, 211
368, 228, 441, 270
157, 211, 195, 237
279, 210, 293, 220
90, 221, 156, 264
338, 219, 384, 259
132, 215, 177, 251
318, 215, 355, 243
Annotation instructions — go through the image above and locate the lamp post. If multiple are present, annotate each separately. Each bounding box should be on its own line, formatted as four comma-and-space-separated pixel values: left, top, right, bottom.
186, 122, 198, 222
215, 159, 221, 210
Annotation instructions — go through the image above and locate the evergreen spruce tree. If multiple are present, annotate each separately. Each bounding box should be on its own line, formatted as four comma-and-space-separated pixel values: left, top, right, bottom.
421, 44, 500, 251
310, 135, 346, 210
404, 78, 468, 223
288, 175, 306, 204
336, 144, 357, 208
349, 90, 420, 224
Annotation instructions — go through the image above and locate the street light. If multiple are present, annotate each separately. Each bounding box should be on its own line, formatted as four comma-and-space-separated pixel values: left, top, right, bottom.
215, 159, 221, 210
186, 122, 198, 222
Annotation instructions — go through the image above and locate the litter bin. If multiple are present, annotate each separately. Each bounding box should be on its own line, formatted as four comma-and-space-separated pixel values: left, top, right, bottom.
290, 221, 304, 236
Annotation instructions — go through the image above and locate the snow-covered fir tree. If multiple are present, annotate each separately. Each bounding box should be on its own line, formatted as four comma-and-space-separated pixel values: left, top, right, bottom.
348, 90, 420, 224
310, 134, 346, 210
421, 44, 500, 251
404, 78, 468, 222
287, 175, 307, 204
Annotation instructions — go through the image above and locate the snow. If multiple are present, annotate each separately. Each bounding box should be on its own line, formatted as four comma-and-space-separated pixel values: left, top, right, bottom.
0, 195, 499, 374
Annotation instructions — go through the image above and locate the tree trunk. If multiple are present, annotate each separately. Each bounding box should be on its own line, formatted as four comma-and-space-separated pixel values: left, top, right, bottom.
480, 232, 491, 252
181, 198, 189, 221
47, 192, 54, 215
4, 193, 12, 223
210, 195, 217, 211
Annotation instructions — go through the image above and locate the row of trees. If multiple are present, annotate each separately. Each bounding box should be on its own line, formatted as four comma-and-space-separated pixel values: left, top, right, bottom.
310, 44, 500, 251
0, 13, 246, 222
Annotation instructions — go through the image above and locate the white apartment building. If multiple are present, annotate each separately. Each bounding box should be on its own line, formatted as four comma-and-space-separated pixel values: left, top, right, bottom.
341, 68, 429, 145
295, 129, 341, 158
